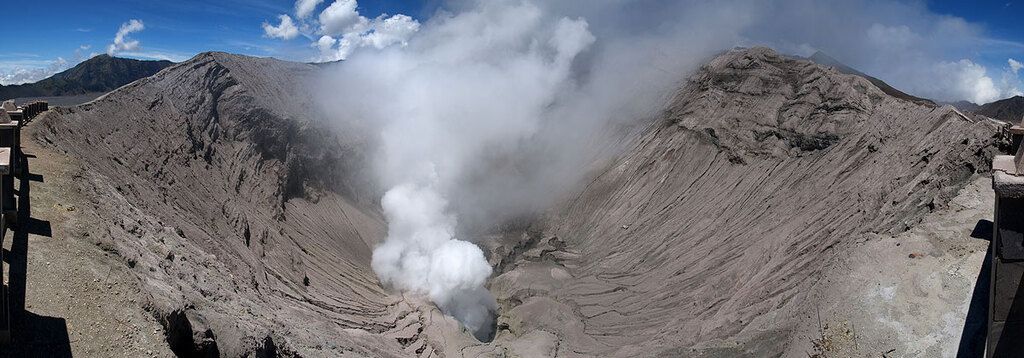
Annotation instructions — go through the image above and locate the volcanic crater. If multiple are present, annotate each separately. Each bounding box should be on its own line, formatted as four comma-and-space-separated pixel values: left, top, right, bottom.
27, 47, 1000, 356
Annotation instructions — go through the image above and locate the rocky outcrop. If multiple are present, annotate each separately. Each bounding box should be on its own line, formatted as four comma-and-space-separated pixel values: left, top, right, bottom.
165, 308, 219, 357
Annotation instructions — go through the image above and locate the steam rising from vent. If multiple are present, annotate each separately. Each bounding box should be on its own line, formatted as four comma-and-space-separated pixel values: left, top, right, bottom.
308, 0, 1024, 342
372, 171, 498, 339
317, 0, 736, 340
360, 1, 595, 340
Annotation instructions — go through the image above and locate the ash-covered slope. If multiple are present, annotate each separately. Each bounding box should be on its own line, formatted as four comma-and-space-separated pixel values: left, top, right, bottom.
486, 47, 999, 356
807, 51, 936, 107
35, 52, 414, 356
947, 100, 982, 113
34, 48, 1001, 357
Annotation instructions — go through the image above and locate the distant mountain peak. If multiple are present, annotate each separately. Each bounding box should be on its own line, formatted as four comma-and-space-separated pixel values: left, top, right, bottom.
0, 55, 174, 101
976, 95, 1024, 124
806, 51, 936, 107
808, 51, 842, 65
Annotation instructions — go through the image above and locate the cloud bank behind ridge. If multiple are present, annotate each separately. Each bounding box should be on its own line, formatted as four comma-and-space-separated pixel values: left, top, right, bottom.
265, 0, 1024, 103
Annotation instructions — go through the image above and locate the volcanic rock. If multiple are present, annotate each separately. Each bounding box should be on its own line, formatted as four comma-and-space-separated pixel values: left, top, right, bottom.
495, 47, 999, 356
35, 47, 1000, 356
37, 52, 406, 356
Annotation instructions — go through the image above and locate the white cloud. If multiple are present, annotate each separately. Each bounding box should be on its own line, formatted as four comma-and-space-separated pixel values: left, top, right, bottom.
940, 60, 1001, 104
295, 0, 325, 19
361, 14, 419, 50
1010, 58, 1023, 75
315, 35, 338, 60
262, 0, 421, 61
716, 0, 1024, 103
0, 57, 69, 85
0, 42, 111, 85
262, 15, 300, 40
307, 0, 420, 61
261, 0, 1024, 100
327, 14, 418, 60
319, 0, 363, 36
107, 19, 145, 56
117, 51, 189, 62
866, 23, 919, 49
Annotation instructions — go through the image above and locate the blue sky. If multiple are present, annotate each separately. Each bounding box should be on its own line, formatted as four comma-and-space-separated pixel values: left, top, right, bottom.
0, 1, 428, 63
0, 0, 1022, 103
928, 1, 1024, 80
0, 0, 436, 85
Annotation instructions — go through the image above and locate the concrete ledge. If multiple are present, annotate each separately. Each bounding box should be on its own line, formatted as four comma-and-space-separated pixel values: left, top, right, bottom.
0, 122, 20, 177
5, 111, 21, 123
0, 148, 12, 176
992, 156, 1024, 198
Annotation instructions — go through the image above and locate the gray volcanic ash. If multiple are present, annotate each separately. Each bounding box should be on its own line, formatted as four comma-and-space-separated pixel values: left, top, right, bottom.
33, 45, 999, 356
26, 2, 1003, 356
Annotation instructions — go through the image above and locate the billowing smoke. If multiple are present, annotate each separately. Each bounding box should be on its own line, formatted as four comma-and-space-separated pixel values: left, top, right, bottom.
313, 0, 1024, 340
372, 172, 498, 339
316, 0, 745, 340
333, 1, 599, 340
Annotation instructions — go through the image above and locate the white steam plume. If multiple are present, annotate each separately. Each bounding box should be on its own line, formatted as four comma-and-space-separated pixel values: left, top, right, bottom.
372, 170, 497, 339
357, 2, 594, 340
315, 0, 1024, 341
318, 0, 743, 340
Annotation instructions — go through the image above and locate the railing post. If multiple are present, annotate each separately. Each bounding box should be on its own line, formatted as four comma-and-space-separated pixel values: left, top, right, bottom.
0, 120, 19, 225
989, 153, 1024, 356
0, 146, 11, 345
1010, 125, 1024, 154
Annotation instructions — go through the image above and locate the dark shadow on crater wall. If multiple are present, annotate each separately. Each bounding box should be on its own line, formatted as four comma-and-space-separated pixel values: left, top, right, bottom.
957, 219, 992, 358
970, 219, 993, 242
1, 149, 70, 358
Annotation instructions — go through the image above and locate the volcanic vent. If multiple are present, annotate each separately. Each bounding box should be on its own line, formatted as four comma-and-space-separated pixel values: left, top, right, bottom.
31, 47, 1002, 356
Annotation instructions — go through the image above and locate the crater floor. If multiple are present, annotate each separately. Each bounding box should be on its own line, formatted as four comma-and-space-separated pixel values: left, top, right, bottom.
9, 47, 1003, 357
